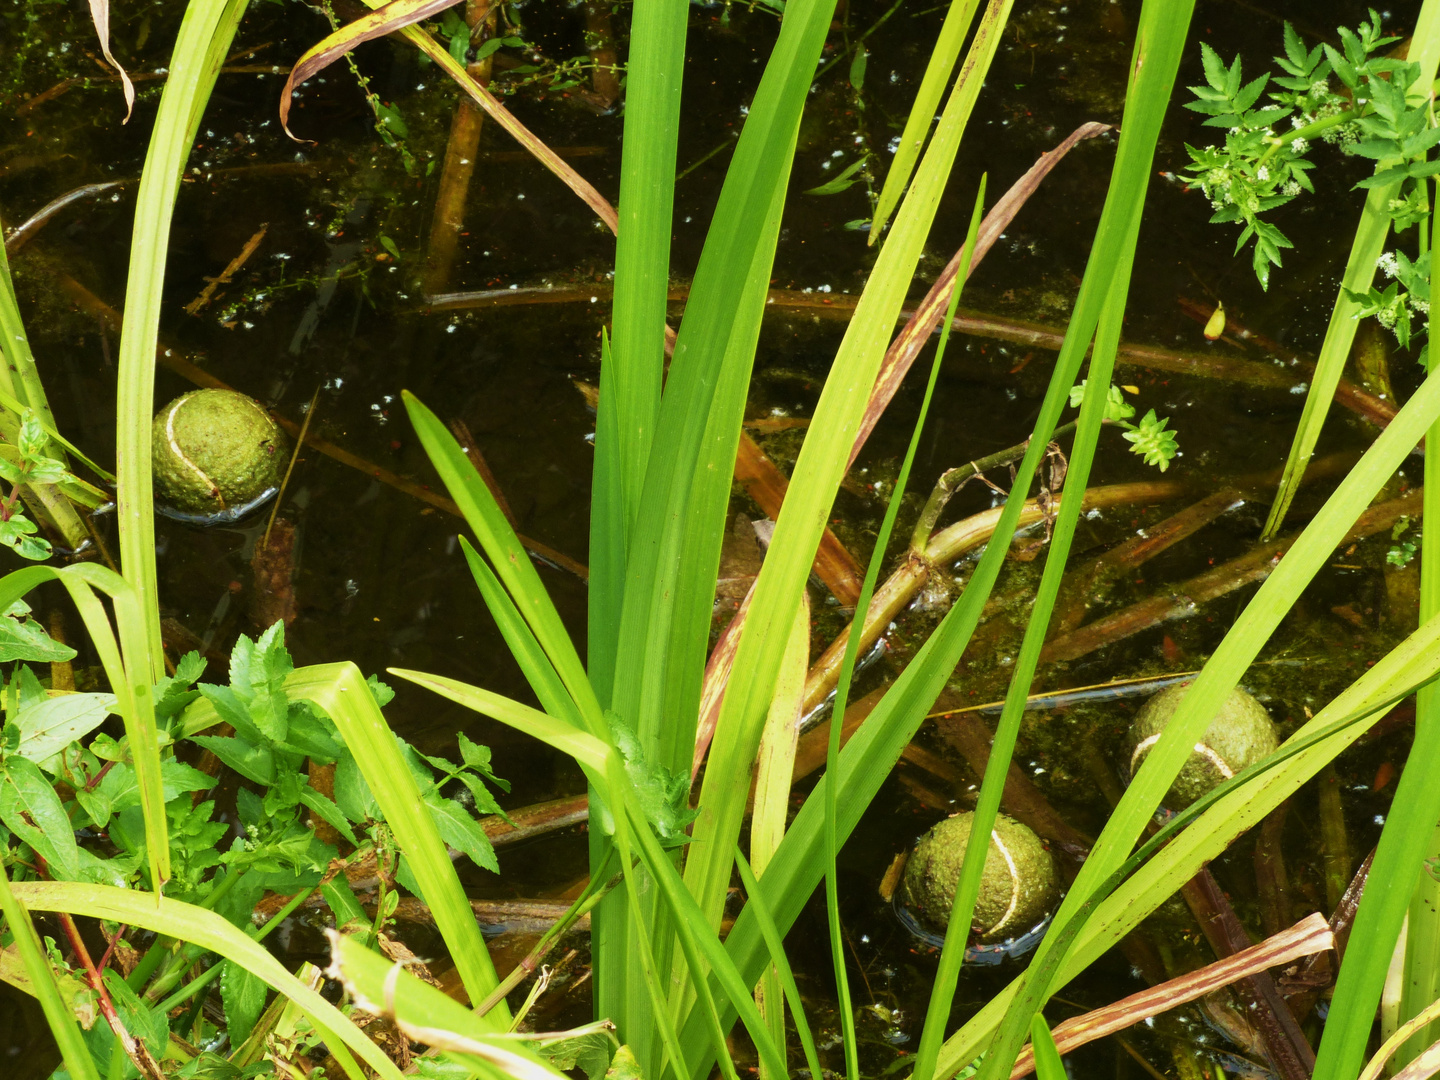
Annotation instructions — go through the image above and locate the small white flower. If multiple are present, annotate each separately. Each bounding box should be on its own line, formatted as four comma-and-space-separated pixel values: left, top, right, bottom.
1256, 166, 1270, 181
1283, 180, 1301, 196
1378, 251, 1400, 278
1291, 115, 1305, 129
1290, 137, 1308, 153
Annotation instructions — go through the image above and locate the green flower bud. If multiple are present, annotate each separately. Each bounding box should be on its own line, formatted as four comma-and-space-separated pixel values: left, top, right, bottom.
901, 812, 1057, 942
1127, 684, 1278, 808
152, 390, 287, 517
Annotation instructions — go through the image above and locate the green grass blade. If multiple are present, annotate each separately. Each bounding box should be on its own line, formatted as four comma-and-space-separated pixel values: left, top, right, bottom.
1029, 1016, 1065, 1080
734, 847, 824, 1080
115, 0, 248, 672
589, 330, 627, 711
684, 0, 1016, 945
12, 881, 404, 1080
1261, 4, 1440, 538
1394, 155, 1440, 1075
620, 791, 787, 1080
387, 668, 611, 776
867, 0, 982, 241
326, 933, 569, 1080
606, 0, 834, 780
594, 0, 688, 700
288, 662, 508, 1022
0, 865, 99, 1080
458, 537, 583, 728
404, 392, 604, 735
0, 210, 63, 445
825, 179, 987, 1080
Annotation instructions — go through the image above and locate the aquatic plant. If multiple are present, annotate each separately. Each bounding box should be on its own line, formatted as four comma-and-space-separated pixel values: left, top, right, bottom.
11, 2, 1440, 1080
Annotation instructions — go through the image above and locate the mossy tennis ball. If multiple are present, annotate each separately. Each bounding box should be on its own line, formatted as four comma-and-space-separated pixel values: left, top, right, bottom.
1127, 684, 1278, 808
901, 812, 1057, 942
152, 390, 286, 515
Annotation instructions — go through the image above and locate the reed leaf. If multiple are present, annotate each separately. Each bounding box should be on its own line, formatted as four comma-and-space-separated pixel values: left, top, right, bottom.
115, 0, 247, 670
682, 0, 1016, 947
1028, 1016, 1064, 1080
0, 865, 98, 1080
403, 392, 604, 736
11, 881, 404, 1080
285, 662, 508, 1021
867, 0, 983, 241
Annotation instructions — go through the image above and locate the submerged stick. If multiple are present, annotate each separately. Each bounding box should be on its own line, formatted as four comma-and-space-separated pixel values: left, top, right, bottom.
1178, 869, 1315, 1080
802, 478, 1188, 713
423, 0, 498, 296
1040, 487, 1424, 664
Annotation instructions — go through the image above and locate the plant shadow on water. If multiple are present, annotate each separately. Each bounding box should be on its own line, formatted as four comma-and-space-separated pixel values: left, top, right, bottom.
0, 0, 1434, 1076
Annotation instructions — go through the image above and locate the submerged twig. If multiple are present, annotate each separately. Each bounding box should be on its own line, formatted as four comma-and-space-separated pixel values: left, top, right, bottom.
423, 0, 499, 296
1178, 869, 1315, 1080
1040, 487, 1424, 664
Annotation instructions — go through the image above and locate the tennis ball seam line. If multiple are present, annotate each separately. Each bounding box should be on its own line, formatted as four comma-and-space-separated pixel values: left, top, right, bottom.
1129, 733, 1236, 780
164, 398, 223, 509
989, 829, 1021, 935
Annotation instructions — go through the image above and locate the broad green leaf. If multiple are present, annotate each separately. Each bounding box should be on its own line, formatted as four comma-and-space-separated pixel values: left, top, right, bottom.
190, 735, 275, 784
0, 755, 79, 880
0, 616, 76, 663
12, 693, 115, 763
423, 793, 498, 872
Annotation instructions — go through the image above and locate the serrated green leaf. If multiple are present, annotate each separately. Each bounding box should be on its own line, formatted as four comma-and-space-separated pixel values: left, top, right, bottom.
221, 958, 269, 1044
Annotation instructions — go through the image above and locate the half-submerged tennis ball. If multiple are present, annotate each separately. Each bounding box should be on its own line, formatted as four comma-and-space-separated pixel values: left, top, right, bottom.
1127, 684, 1278, 808
152, 390, 286, 516
901, 812, 1057, 942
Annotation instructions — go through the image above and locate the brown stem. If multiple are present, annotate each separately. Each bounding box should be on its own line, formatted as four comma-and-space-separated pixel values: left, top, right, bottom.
1177, 869, 1315, 1080
59, 912, 166, 1080
908, 421, 1080, 551
1255, 802, 1293, 940
801, 478, 1188, 714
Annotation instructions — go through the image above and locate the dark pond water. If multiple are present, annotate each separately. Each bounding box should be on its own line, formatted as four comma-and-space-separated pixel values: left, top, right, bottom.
0, 0, 1429, 1074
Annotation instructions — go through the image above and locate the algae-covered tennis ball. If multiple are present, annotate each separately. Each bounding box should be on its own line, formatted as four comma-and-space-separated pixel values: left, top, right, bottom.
901, 812, 1057, 942
1127, 684, 1278, 808
152, 390, 287, 515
